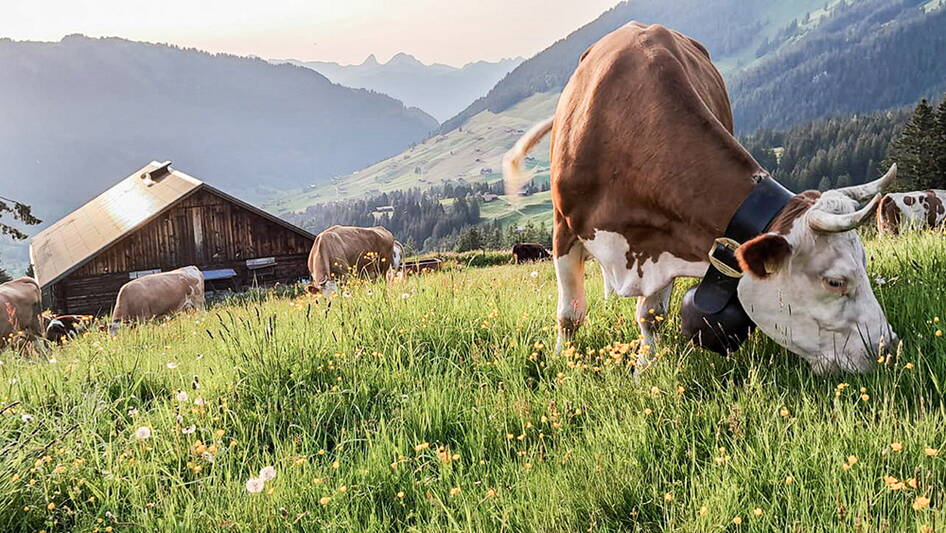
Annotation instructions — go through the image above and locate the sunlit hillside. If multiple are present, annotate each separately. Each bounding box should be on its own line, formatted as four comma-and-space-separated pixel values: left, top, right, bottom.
271, 92, 558, 213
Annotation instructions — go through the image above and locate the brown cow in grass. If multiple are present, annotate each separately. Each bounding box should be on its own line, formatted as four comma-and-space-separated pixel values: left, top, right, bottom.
877, 190, 946, 234
307, 225, 401, 296
109, 266, 205, 335
513, 243, 551, 263
0, 277, 43, 347
504, 22, 897, 374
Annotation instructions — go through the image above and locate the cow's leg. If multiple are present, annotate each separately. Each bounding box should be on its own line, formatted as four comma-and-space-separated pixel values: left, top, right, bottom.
554, 242, 587, 353
634, 280, 674, 374
601, 264, 614, 300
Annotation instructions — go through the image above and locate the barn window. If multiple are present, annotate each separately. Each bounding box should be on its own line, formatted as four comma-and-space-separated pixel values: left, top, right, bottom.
129, 269, 161, 279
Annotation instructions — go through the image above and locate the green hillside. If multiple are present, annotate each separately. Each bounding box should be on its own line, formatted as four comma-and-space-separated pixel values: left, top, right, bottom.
271, 92, 558, 213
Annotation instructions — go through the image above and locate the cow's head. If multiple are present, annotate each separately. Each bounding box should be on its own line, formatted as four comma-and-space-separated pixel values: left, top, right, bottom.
735, 165, 898, 374
307, 279, 338, 297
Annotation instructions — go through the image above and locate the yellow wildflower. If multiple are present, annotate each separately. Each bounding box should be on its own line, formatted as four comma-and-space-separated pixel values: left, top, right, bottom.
913, 496, 930, 510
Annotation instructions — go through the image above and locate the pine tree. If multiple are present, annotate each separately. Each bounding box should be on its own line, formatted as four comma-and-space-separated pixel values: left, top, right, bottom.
935, 95, 946, 189
887, 99, 938, 191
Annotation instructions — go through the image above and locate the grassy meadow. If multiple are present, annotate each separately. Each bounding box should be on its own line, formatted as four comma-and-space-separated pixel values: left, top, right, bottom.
1, 232, 945, 532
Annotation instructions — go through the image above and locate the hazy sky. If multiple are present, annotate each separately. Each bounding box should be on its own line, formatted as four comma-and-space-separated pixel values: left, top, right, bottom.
1, 0, 622, 66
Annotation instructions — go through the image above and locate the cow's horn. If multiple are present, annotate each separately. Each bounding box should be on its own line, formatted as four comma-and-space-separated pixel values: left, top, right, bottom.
808, 194, 882, 233
832, 164, 897, 202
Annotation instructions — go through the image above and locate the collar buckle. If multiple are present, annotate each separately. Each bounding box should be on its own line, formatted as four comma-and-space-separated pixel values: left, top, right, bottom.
707, 237, 743, 279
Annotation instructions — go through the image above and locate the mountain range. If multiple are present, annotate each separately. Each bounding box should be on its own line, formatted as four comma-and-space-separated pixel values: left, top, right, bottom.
0, 35, 440, 270
287, 0, 946, 212
278, 54, 523, 122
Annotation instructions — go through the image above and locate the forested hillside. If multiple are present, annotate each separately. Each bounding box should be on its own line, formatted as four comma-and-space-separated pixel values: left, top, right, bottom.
730, 0, 946, 131
438, 0, 822, 134
742, 108, 911, 192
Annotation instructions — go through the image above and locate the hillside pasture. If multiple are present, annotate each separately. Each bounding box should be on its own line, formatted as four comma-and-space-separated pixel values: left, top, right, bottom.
1, 232, 945, 531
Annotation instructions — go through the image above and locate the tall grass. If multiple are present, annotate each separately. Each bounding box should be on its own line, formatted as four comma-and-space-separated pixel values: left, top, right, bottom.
0, 232, 944, 532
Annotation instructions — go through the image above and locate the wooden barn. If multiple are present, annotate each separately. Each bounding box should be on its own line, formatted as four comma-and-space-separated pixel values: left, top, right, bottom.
30, 161, 315, 314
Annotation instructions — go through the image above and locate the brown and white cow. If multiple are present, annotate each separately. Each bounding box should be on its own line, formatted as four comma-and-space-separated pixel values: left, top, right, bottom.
504, 22, 897, 374
110, 266, 205, 334
45, 314, 94, 344
0, 277, 43, 346
877, 190, 946, 234
307, 225, 400, 296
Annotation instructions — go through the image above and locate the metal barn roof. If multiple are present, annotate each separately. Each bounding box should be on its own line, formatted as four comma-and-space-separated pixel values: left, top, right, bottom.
30, 161, 313, 288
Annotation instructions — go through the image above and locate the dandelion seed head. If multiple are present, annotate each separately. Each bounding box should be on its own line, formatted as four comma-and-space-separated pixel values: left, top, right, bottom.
245, 478, 264, 493
259, 466, 276, 481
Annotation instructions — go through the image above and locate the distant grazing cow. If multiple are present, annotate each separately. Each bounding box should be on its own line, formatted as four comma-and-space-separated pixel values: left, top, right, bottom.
110, 266, 205, 334
46, 314, 93, 344
307, 225, 399, 295
504, 22, 897, 374
877, 190, 946, 234
512, 243, 551, 263
0, 277, 43, 346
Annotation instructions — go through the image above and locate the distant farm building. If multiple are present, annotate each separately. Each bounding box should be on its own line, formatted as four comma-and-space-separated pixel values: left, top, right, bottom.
371, 205, 395, 221
30, 161, 315, 314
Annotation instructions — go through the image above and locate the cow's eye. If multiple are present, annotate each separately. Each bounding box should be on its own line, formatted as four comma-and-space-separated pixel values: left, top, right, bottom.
822, 277, 848, 294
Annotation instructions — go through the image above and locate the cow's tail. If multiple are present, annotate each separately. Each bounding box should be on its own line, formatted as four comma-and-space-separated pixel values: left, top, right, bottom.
503, 117, 553, 198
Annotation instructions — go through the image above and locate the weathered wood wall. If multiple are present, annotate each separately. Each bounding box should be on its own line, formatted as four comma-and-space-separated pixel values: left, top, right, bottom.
51, 188, 313, 314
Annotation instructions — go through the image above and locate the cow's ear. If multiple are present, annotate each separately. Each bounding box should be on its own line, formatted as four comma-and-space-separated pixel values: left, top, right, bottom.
736, 233, 792, 279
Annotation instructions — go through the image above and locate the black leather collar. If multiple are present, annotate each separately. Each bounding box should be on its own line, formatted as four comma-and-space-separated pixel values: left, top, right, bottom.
692, 176, 795, 314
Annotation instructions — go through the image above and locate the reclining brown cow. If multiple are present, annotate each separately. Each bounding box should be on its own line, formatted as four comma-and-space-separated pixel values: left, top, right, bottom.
109, 266, 205, 335
0, 277, 43, 347
307, 225, 401, 296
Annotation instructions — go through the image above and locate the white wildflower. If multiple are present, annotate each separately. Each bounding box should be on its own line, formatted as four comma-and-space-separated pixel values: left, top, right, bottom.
530, 271, 539, 278
166, 362, 178, 369
20, 414, 33, 423
175, 390, 188, 402
128, 408, 139, 417
182, 425, 196, 435
259, 465, 276, 481
194, 397, 205, 406
134, 426, 152, 440
245, 477, 265, 493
